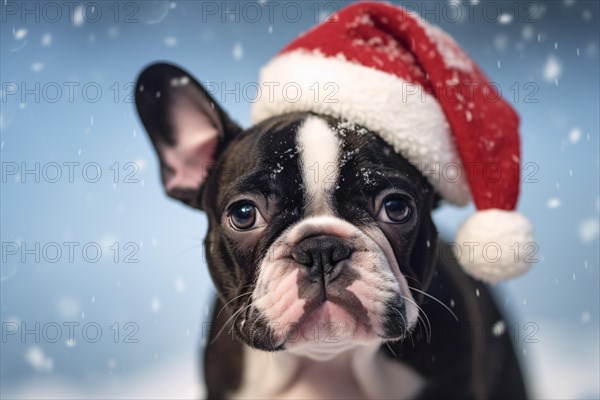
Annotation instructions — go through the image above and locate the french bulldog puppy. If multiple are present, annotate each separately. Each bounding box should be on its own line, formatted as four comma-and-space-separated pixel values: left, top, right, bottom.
135, 63, 527, 400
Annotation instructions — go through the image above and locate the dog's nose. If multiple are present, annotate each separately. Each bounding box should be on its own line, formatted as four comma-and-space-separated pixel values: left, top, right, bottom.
291, 236, 352, 279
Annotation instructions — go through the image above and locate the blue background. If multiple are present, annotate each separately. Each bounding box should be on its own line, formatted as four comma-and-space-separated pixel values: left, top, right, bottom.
1, 1, 599, 398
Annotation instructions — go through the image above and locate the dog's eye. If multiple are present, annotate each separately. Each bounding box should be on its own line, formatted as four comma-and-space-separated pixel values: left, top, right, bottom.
378, 197, 412, 224
229, 203, 265, 231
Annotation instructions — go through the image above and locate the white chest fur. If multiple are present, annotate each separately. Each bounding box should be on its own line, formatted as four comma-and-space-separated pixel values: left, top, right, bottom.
232, 343, 424, 399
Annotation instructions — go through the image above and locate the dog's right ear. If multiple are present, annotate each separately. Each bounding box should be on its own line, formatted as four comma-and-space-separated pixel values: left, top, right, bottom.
135, 63, 241, 209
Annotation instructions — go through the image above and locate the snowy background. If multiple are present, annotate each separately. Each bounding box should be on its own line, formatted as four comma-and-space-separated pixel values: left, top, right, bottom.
1, 0, 598, 398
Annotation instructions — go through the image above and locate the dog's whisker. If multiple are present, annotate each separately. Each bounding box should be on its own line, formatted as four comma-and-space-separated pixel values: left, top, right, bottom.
217, 291, 253, 319
386, 342, 399, 358
403, 275, 423, 287
249, 308, 261, 347
229, 295, 255, 337
210, 304, 251, 345
411, 313, 427, 343
408, 286, 459, 322
407, 329, 416, 348
229, 304, 250, 337
401, 295, 433, 344
216, 284, 257, 302
413, 312, 429, 344
389, 304, 422, 346
390, 305, 409, 331
212, 307, 246, 343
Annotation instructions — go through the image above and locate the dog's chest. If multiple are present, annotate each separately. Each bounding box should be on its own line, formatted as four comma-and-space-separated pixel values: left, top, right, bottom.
232, 344, 425, 399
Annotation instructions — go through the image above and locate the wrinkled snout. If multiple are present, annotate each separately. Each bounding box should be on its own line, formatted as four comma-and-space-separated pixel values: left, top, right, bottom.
291, 235, 352, 283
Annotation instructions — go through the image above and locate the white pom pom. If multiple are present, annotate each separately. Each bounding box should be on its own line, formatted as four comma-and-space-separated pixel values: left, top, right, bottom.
454, 209, 535, 284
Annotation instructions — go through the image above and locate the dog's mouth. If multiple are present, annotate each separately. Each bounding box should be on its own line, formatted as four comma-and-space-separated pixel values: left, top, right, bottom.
281, 299, 372, 347
235, 277, 411, 353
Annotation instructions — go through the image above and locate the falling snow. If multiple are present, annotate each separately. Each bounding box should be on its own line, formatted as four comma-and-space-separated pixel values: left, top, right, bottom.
582, 9, 592, 21
73, 5, 85, 26
150, 296, 161, 313
41, 33, 52, 47
133, 157, 147, 171
492, 320, 506, 337
164, 36, 178, 47
581, 311, 591, 323
31, 62, 44, 72
522, 25, 535, 41
568, 128, 582, 143
14, 28, 27, 40
493, 34, 508, 51
578, 218, 599, 243
232, 42, 244, 61
25, 347, 53, 372
57, 296, 80, 319
108, 26, 119, 39
547, 198, 561, 209
174, 276, 186, 293
543, 55, 562, 82
498, 13, 513, 25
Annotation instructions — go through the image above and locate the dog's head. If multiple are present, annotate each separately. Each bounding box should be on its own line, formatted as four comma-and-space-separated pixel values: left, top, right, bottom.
136, 63, 439, 359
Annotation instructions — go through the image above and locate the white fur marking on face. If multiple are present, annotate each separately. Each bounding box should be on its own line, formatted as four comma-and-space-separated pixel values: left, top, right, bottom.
298, 116, 340, 214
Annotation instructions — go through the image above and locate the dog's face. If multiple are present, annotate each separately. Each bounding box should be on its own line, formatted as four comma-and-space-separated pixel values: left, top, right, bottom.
136, 64, 439, 359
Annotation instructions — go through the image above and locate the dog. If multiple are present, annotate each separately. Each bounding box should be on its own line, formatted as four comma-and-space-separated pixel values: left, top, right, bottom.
134, 62, 527, 399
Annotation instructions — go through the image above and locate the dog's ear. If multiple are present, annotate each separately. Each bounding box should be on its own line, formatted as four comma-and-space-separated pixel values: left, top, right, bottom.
135, 62, 242, 209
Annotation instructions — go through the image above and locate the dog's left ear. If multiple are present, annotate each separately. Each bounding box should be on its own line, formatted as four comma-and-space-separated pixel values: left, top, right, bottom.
135, 62, 242, 209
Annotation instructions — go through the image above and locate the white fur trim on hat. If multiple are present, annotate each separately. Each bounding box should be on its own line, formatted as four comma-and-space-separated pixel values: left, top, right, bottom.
454, 209, 535, 284
251, 50, 471, 206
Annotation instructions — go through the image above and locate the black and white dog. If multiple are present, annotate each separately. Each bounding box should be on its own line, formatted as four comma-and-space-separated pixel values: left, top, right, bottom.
135, 63, 527, 399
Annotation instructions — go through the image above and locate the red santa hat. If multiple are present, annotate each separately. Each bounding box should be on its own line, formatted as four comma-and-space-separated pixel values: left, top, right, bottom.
251, 2, 534, 283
